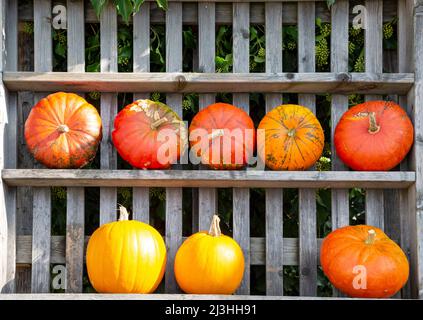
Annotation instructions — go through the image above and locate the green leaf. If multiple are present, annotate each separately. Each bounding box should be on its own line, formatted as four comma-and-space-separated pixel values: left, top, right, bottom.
155, 0, 168, 11
316, 17, 322, 27
253, 56, 265, 63
326, 0, 336, 8
55, 43, 66, 58
133, 0, 145, 12
90, 0, 108, 18
114, 0, 133, 24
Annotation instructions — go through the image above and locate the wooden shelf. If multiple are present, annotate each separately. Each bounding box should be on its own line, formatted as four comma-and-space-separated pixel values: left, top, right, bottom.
2, 169, 415, 189
2, 72, 414, 94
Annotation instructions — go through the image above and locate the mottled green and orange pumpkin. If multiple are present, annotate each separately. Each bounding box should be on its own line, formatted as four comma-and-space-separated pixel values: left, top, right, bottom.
112, 99, 188, 169
189, 103, 255, 169
258, 104, 324, 170
24, 92, 102, 169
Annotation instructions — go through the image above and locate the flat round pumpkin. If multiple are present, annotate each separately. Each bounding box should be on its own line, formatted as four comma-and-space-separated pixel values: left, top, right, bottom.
112, 99, 188, 169
188, 103, 255, 169
258, 104, 324, 170
334, 100, 414, 171
320, 225, 409, 298
24, 92, 102, 169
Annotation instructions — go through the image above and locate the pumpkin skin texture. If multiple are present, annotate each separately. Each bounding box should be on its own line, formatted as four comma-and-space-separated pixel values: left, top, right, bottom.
24, 92, 102, 168
257, 104, 324, 170
320, 225, 409, 298
174, 215, 245, 294
189, 103, 255, 170
86, 206, 166, 293
112, 99, 187, 169
334, 100, 414, 171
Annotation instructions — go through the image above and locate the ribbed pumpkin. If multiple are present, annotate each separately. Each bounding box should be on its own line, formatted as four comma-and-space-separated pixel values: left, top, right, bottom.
189, 103, 255, 169
174, 215, 245, 294
24, 92, 102, 168
334, 100, 414, 171
112, 99, 187, 169
86, 206, 166, 293
257, 104, 324, 170
320, 225, 409, 298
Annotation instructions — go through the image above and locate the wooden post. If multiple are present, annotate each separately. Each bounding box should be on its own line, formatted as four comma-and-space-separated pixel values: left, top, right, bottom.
233, 2, 250, 295
409, 0, 423, 299
165, 2, 183, 293
264, 2, 284, 296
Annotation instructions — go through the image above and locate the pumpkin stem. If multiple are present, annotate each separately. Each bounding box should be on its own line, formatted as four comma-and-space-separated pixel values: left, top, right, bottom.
57, 124, 69, 133
365, 229, 376, 245
208, 215, 222, 237
208, 129, 225, 140
368, 112, 380, 134
118, 205, 130, 221
151, 117, 168, 130
287, 128, 296, 137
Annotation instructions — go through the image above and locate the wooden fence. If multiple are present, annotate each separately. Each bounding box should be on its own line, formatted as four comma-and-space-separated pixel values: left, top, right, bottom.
0, 0, 422, 299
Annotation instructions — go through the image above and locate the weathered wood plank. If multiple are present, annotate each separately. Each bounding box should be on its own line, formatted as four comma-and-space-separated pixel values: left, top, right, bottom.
15, 235, 325, 267
31, 0, 53, 294
31, 188, 51, 293
409, 2, 423, 299
298, 1, 317, 297
398, 0, 414, 299
0, 0, 18, 294
197, 2, 217, 232
65, 0, 85, 294
3, 170, 416, 189
233, 2, 250, 295
165, 2, 183, 293
264, 2, 283, 297
365, 0, 384, 230
19, 1, 398, 25
133, 2, 151, 223
99, 3, 118, 225
330, 0, 349, 240
3, 72, 414, 94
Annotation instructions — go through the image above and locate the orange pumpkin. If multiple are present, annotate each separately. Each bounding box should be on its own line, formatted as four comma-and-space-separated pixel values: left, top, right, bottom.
334, 100, 414, 171
112, 99, 187, 169
320, 225, 409, 298
257, 104, 324, 170
24, 92, 102, 168
86, 206, 166, 293
174, 215, 245, 294
189, 103, 255, 169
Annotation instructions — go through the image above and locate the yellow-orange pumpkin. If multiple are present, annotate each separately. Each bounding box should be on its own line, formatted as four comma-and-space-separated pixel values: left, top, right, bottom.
257, 104, 324, 170
86, 206, 166, 293
320, 225, 409, 298
174, 215, 245, 294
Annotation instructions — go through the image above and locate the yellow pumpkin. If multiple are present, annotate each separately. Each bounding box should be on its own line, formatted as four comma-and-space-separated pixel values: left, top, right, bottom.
86, 206, 166, 293
174, 215, 245, 294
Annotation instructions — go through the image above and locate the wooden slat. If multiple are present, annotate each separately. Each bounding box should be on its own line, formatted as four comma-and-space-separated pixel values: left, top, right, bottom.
0, 0, 18, 294
3, 72, 414, 94
398, 0, 414, 299
31, 0, 52, 293
132, 2, 151, 223
165, 2, 183, 293
365, 0, 384, 230
233, 2, 250, 295
65, 0, 85, 293
3, 170, 415, 189
15, 235, 325, 267
330, 0, 349, 230
264, 2, 283, 296
298, 1, 317, 297
99, 3, 118, 225
197, 2, 217, 231
409, 1, 423, 299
